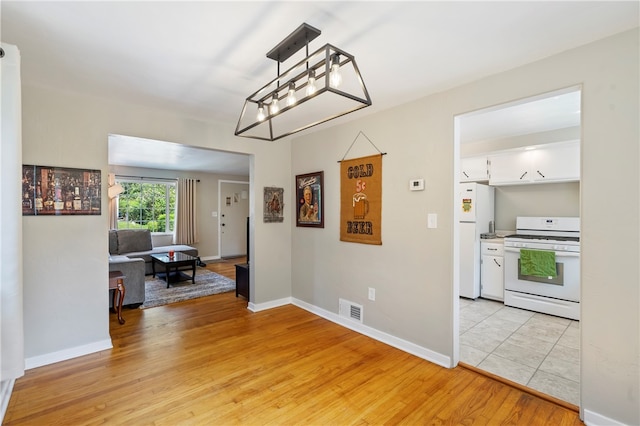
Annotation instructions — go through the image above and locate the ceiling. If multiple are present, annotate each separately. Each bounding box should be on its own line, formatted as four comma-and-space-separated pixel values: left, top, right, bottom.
458, 87, 582, 143
2, 1, 637, 174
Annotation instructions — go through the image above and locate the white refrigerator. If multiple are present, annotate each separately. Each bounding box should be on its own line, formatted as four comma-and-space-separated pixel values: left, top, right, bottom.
459, 182, 495, 299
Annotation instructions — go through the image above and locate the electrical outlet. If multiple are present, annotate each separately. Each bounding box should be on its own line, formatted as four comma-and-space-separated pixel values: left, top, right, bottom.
368, 287, 376, 301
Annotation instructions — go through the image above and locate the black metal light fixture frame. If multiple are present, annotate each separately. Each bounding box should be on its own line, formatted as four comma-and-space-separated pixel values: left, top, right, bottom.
235, 23, 372, 141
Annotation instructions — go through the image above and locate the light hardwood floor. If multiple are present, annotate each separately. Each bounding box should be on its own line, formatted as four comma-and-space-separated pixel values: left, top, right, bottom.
5, 259, 583, 425
202, 256, 246, 280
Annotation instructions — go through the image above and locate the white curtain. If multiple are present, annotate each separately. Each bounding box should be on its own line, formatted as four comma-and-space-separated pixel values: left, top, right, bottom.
107, 174, 122, 229
175, 178, 198, 245
1, 43, 25, 397
108, 195, 118, 230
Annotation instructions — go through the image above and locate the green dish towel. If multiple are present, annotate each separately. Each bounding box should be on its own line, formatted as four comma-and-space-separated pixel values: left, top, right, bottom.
520, 249, 557, 278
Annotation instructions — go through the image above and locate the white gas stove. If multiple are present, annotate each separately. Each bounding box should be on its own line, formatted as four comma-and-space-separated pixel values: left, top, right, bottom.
503, 217, 581, 320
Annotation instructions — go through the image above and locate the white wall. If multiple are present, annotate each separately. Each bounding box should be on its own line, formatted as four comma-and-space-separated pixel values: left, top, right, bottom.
291, 28, 639, 424
21, 85, 292, 365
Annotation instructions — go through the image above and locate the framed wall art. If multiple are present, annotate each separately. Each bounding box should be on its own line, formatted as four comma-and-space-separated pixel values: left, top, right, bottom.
22, 164, 102, 216
264, 187, 284, 223
296, 171, 324, 228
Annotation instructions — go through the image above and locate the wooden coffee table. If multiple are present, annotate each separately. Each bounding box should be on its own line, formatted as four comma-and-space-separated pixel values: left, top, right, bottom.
151, 252, 197, 288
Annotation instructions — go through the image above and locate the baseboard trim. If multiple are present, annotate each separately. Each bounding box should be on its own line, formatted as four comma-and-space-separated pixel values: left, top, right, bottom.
291, 298, 451, 368
582, 409, 626, 426
248, 297, 292, 312
200, 255, 221, 262
1, 379, 16, 424
25, 339, 113, 370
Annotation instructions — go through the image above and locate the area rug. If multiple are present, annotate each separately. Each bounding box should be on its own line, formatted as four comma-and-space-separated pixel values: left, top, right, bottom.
140, 268, 236, 309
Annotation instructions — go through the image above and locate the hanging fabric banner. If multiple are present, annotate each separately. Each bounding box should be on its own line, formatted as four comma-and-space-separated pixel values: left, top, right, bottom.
340, 153, 382, 245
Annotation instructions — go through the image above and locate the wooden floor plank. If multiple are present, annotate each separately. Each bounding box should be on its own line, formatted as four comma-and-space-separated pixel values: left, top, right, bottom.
5, 261, 583, 425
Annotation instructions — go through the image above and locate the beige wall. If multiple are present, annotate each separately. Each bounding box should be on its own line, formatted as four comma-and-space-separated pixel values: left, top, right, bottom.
291, 28, 639, 424
21, 85, 293, 364
494, 182, 580, 231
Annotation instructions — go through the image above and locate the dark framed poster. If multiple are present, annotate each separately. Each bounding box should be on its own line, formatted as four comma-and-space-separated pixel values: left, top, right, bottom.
296, 171, 324, 228
22, 164, 102, 216
263, 187, 284, 223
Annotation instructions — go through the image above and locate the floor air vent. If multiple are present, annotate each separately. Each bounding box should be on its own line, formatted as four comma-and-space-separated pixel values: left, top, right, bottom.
339, 298, 363, 323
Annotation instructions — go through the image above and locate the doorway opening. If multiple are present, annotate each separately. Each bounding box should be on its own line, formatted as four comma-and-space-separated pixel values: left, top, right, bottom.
453, 86, 582, 407
108, 133, 252, 266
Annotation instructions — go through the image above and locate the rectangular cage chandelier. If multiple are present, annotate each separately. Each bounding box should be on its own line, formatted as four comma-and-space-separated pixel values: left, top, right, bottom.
235, 23, 372, 141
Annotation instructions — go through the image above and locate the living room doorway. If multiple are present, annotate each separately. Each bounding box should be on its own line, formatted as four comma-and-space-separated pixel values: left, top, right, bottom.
108, 134, 252, 264
219, 180, 249, 259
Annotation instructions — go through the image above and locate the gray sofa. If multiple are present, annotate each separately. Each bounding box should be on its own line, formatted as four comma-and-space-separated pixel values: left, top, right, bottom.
109, 229, 199, 275
108, 229, 199, 307
109, 255, 146, 308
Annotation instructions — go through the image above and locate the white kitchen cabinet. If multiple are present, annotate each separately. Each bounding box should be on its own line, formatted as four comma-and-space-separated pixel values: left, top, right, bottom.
460, 156, 489, 182
529, 140, 580, 182
481, 240, 504, 301
488, 140, 580, 185
487, 150, 531, 184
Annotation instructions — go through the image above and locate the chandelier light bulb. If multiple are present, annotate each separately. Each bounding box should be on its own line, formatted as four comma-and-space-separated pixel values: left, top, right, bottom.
270, 93, 280, 115
287, 82, 297, 106
256, 102, 266, 121
306, 69, 317, 96
330, 54, 342, 88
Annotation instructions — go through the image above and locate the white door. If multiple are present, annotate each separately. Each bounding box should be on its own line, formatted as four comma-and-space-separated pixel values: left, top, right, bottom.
220, 182, 249, 258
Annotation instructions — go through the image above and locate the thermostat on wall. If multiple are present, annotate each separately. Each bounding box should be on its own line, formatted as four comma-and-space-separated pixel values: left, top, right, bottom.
409, 179, 425, 191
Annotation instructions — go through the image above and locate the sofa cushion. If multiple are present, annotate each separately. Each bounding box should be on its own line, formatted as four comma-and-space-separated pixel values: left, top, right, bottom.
116, 229, 153, 254
108, 256, 146, 307
109, 230, 119, 255
109, 254, 131, 262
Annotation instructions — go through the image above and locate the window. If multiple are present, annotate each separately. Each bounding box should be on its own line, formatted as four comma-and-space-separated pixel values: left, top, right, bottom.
116, 179, 176, 232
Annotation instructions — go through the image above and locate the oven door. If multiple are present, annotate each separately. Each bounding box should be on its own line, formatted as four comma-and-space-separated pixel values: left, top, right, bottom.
504, 247, 580, 302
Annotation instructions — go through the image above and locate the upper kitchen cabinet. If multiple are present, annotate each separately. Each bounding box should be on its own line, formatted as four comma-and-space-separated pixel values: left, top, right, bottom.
460, 155, 489, 182
488, 140, 580, 185
530, 140, 580, 182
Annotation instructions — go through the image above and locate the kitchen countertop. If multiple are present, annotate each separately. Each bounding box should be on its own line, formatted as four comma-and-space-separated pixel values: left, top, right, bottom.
480, 230, 513, 244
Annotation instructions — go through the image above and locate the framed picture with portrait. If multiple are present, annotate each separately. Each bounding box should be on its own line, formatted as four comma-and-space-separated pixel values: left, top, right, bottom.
296, 171, 324, 228
263, 187, 284, 223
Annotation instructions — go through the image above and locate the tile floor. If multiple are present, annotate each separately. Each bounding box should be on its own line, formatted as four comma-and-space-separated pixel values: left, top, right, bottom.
459, 297, 580, 406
